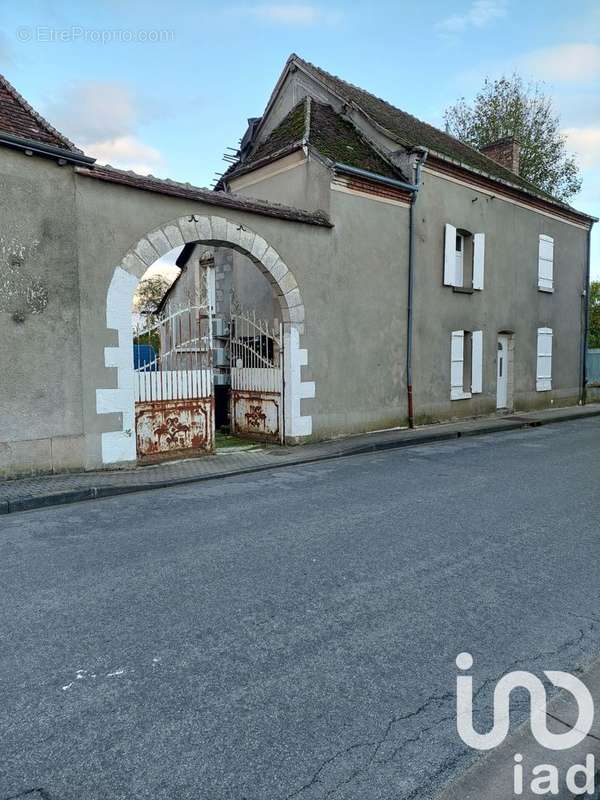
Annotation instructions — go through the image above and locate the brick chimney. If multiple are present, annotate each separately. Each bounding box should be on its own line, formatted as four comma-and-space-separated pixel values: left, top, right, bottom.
480, 137, 521, 175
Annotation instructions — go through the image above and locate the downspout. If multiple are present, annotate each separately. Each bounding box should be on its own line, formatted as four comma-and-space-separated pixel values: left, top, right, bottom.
406, 149, 428, 428
580, 224, 593, 405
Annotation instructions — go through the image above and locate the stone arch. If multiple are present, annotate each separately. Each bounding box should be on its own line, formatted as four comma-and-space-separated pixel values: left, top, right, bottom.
96, 213, 315, 466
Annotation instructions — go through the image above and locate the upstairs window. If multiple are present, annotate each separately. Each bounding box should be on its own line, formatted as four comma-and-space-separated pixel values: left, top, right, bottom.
455, 233, 465, 286
538, 235, 554, 292
444, 224, 485, 291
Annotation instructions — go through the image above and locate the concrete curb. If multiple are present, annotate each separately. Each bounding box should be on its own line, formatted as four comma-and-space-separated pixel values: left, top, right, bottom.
3, 407, 600, 515
436, 653, 600, 800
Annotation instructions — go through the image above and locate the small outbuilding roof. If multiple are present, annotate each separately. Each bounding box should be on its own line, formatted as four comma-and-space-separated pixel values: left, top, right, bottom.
0, 73, 82, 153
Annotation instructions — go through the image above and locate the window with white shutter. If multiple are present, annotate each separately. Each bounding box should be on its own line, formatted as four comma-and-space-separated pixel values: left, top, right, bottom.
536, 327, 553, 391
538, 235, 554, 292
444, 226, 485, 290
444, 224, 458, 286
472, 234, 485, 290
451, 330, 483, 399
451, 330, 466, 399
471, 330, 483, 393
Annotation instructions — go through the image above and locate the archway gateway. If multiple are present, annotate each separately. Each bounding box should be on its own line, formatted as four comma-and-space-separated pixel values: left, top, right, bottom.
96, 213, 315, 466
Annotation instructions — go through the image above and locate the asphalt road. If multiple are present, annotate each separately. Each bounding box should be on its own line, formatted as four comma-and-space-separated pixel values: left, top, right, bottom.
1, 418, 600, 800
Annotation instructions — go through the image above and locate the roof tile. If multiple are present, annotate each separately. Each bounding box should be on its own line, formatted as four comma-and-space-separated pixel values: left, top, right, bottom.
0, 73, 81, 152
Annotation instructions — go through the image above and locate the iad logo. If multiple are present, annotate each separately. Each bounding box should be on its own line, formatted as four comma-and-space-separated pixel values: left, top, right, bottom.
455, 652, 596, 796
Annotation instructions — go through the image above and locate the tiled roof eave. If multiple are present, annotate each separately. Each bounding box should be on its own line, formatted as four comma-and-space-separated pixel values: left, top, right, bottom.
426, 152, 597, 223
0, 73, 83, 153
74, 164, 333, 227
0, 129, 95, 165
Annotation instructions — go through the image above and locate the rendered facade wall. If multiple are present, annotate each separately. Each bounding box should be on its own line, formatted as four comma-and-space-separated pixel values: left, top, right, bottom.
412, 168, 588, 423
0, 149, 85, 477
0, 128, 591, 479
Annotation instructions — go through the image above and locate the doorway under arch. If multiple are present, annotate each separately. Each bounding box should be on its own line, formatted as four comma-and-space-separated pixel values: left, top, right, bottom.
96, 213, 315, 466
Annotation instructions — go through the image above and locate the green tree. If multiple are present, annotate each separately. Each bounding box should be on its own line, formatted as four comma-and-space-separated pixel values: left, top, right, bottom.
134, 274, 171, 314
589, 280, 600, 349
444, 75, 582, 201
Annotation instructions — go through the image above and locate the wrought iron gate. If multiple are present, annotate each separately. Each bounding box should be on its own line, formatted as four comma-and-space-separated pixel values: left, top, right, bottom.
134, 304, 214, 459
230, 310, 284, 443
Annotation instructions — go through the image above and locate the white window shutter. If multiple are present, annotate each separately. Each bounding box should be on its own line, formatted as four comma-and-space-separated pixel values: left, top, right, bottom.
538, 235, 554, 291
471, 330, 483, 393
444, 223, 457, 286
451, 330, 465, 399
536, 327, 553, 391
473, 233, 485, 290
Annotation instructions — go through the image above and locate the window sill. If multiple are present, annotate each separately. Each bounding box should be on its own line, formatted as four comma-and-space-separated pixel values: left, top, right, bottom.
538, 286, 554, 294
451, 391, 472, 401
452, 286, 474, 295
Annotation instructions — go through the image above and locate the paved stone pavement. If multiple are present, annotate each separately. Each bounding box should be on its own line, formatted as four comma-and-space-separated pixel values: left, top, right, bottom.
1, 417, 600, 800
1, 403, 599, 513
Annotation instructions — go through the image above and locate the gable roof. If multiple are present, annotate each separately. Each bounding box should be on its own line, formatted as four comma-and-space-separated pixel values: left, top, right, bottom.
251, 54, 592, 219
0, 73, 82, 153
226, 97, 407, 184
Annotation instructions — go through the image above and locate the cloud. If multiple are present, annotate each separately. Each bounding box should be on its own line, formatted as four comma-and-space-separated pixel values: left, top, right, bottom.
436, 0, 506, 35
45, 81, 137, 143
241, 4, 341, 25
84, 135, 165, 175
43, 80, 165, 174
563, 127, 600, 169
521, 43, 600, 83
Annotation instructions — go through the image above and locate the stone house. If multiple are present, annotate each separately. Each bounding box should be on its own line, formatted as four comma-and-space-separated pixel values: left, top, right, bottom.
0, 58, 595, 478
218, 54, 596, 426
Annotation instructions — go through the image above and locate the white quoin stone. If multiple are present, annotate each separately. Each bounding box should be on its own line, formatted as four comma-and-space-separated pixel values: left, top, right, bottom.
134, 237, 160, 267
121, 251, 147, 279
284, 326, 314, 438
97, 266, 139, 465
239, 226, 256, 253
225, 220, 243, 247
270, 258, 289, 284
210, 215, 228, 242
261, 246, 280, 271
177, 215, 199, 242
284, 288, 303, 309
251, 235, 269, 261
195, 216, 212, 242
164, 224, 184, 249
278, 271, 298, 296
147, 228, 172, 257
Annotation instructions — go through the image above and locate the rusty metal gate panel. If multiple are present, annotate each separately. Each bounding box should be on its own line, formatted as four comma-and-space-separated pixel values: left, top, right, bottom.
230, 311, 284, 443
135, 398, 213, 457
134, 303, 214, 459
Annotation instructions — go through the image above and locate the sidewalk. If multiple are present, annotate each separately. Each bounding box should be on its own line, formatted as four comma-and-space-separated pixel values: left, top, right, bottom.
1, 403, 599, 514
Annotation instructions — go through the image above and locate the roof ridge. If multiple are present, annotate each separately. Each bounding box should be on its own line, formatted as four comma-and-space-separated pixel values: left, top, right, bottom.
289, 54, 578, 210
0, 72, 82, 153
292, 55, 498, 157
303, 95, 311, 144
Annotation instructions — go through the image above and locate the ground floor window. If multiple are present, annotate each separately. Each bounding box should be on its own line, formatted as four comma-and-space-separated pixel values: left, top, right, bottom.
451, 329, 483, 400
536, 327, 553, 391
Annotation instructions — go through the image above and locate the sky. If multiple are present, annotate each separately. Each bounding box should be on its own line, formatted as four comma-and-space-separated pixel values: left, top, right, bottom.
0, 0, 599, 275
